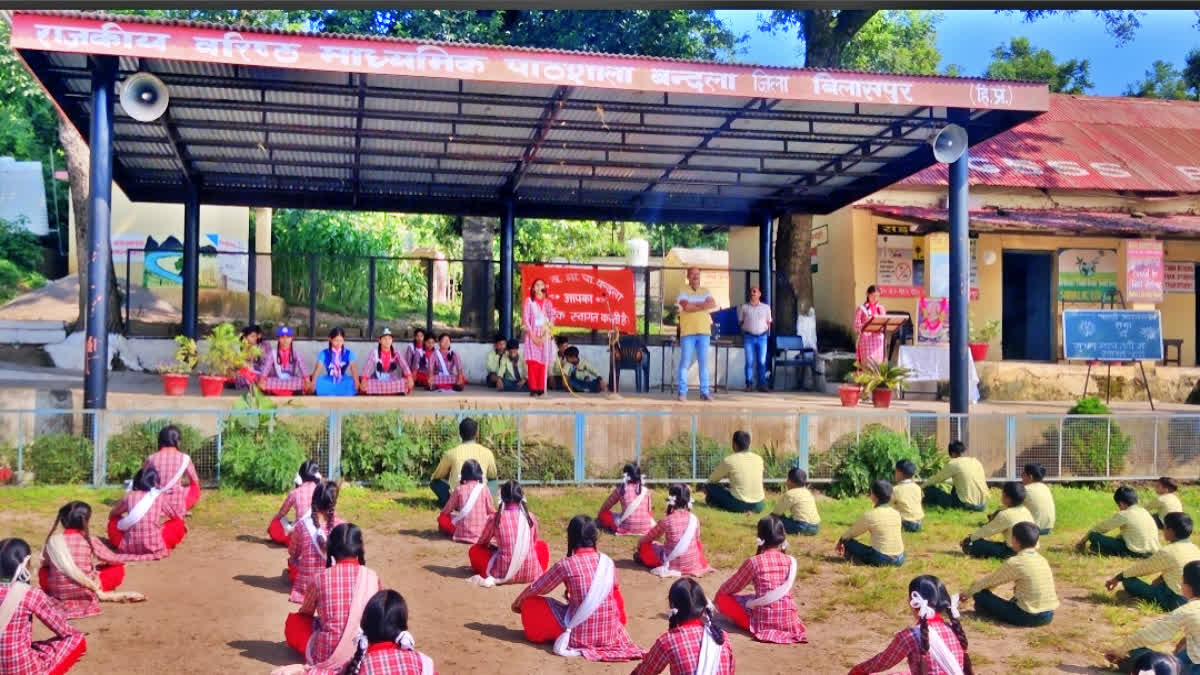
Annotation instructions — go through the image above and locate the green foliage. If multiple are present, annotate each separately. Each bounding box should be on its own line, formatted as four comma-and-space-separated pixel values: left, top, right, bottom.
1124, 56, 1200, 100
0, 218, 43, 272
0, 259, 46, 305
27, 434, 93, 485
640, 433, 790, 482
219, 428, 307, 493
823, 424, 935, 498
160, 335, 198, 374
200, 322, 252, 377
852, 360, 912, 393
1050, 396, 1132, 476
105, 420, 206, 484
969, 317, 1001, 344
839, 10, 943, 75
985, 37, 1093, 94
1069, 396, 1111, 415
340, 413, 440, 482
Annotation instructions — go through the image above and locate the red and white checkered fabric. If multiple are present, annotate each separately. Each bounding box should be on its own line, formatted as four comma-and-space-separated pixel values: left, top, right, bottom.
0, 583, 87, 675
632, 620, 735, 675
277, 482, 317, 523
142, 448, 199, 514
443, 482, 495, 544
716, 549, 807, 644
599, 484, 655, 535
287, 516, 346, 604
849, 617, 966, 675
40, 529, 131, 619
109, 490, 183, 560
362, 376, 411, 395
476, 508, 544, 583
297, 560, 377, 665
639, 509, 711, 577
308, 642, 436, 675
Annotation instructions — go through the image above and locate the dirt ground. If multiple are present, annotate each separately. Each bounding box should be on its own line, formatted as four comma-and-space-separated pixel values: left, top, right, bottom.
22, 507, 1116, 675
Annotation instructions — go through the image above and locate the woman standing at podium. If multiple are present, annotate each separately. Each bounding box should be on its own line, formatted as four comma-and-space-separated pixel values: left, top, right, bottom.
854, 285, 887, 365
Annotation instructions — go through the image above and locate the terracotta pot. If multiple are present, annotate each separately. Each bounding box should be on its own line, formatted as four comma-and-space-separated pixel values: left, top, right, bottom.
162, 373, 189, 396
838, 384, 861, 407
199, 375, 226, 397
968, 343, 989, 362
872, 386, 894, 408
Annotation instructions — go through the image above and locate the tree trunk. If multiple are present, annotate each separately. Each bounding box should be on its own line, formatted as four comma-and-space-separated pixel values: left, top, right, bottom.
59, 114, 123, 333
802, 10, 876, 69
773, 212, 813, 334
459, 215, 494, 338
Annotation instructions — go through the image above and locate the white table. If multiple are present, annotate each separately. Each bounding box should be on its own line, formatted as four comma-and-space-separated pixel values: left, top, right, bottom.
898, 345, 980, 403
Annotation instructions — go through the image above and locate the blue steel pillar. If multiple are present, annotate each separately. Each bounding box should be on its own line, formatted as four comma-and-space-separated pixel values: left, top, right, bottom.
948, 110, 971, 415
500, 200, 515, 339
182, 189, 200, 339
83, 56, 117, 410
759, 211, 774, 312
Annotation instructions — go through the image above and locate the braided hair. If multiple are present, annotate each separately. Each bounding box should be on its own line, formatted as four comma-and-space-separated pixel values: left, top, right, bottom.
566, 515, 598, 557
47, 501, 98, 562
495, 480, 534, 530
667, 577, 725, 646
755, 515, 787, 556
0, 538, 32, 582
666, 483, 691, 516
908, 575, 973, 675
342, 589, 409, 675
621, 463, 643, 496
312, 481, 340, 531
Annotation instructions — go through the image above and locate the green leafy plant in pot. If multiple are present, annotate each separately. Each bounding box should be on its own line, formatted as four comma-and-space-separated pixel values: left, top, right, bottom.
158, 335, 197, 396
853, 359, 911, 408
198, 323, 257, 397
968, 316, 1000, 362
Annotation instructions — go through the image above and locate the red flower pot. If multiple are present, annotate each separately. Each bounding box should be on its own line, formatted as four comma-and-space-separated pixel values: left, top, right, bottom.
839, 384, 862, 407
872, 387, 894, 408
162, 373, 189, 396
0, 466, 12, 484
969, 343, 989, 362
199, 375, 226, 397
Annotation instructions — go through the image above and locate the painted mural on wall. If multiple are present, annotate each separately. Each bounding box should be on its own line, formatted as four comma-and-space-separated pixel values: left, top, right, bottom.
112, 233, 248, 291
1057, 248, 1117, 302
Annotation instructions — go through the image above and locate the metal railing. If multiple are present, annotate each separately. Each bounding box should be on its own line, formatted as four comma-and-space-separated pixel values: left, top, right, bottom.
2, 408, 1195, 488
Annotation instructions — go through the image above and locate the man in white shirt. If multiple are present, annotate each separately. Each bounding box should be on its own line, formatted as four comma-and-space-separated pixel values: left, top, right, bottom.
737, 285, 773, 392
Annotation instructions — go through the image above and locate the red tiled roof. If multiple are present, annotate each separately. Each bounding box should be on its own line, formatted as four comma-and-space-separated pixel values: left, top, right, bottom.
864, 204, 1200, 238
903, 94, 1200, 193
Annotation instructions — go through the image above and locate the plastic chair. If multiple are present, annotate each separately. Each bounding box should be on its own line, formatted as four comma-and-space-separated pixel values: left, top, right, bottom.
609, 336, 650, 393
768, 335, 816, 391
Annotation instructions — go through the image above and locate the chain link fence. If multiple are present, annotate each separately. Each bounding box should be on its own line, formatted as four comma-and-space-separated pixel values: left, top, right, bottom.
1, 408, 1197, 488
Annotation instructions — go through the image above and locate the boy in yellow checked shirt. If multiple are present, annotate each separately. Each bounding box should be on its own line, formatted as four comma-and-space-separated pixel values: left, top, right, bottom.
1105, 513, 1200, 613
1149, 477, 1185, 530
921, 440, 988, 512
960, 522, 1058, 626
1106, 560, 1200, 671
773, 468, 819, 535
1021, 463, 1056, 535
836, 480, 904, 567
892, 460, 924, 532
961, 481, 1034, 559
562, 346, 606, 394
1078, 486, 1161, 558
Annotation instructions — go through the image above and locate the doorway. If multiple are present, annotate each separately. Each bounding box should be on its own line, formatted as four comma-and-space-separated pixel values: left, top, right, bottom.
1002, 251, 1054, 361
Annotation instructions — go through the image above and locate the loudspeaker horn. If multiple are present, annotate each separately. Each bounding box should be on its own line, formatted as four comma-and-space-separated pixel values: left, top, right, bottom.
930, 123, 968, 164
119, 72, 169, 122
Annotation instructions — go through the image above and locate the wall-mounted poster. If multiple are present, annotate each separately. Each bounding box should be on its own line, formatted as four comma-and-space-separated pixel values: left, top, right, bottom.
1058, 248, 1117, 302
917, 296, 949, 343
1165, 262, 1196, 294
877, 224, 920, 297
1125, 239, 1164, 303
927, 232, 981, 300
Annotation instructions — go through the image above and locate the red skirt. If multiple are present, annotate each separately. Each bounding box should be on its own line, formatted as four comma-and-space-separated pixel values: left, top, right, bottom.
597, 509, 617, 532
519, 597, 563, 644
163, 518, 187, 550
45, 635, 87, 675
284, 612, 314, 656
527, 360, 547, 393
107, 517, 121, 548
287, 560, 298, 585
43, 564, 125, 592
715, 592, 751, 631
267, 517, 289, 545
185, 481, 201, 510
468, 541, 551, 577
437, 512, 455, 536
637, 540, 661, 568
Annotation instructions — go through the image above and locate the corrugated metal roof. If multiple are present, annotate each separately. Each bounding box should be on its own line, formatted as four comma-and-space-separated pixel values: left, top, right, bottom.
864, 205, 1200, 238
904, 94, 1200, 193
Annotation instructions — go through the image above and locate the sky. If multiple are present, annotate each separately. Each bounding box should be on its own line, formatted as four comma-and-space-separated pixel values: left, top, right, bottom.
714, 9, 1198, 96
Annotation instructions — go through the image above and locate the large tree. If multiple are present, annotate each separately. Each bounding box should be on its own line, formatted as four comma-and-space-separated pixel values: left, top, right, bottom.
985, 37, 1094, 94
1124, 50, 1200, 100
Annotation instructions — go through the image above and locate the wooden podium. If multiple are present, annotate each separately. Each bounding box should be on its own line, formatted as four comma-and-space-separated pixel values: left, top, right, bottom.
861, 314, 910, 362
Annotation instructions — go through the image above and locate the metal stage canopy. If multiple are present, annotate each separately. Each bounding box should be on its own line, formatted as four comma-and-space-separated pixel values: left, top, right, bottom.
8, 10, 1049, 412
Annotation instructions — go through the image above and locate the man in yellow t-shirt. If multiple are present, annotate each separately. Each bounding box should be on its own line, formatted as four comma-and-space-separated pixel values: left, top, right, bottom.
676, 266, 717, 402
429, 417, 499, 508
961, 522, 1058, 626
704, 430, 765, 513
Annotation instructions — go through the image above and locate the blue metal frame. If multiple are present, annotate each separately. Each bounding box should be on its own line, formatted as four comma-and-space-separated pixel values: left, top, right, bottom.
948, 107, 971, 415
83, 55, 116, 410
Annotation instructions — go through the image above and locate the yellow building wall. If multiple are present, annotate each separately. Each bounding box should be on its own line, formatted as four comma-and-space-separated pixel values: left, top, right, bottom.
727, 226, 759, 307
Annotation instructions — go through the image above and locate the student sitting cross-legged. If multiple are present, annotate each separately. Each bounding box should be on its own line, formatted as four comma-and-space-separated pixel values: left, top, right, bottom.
960, 481, 1035, 560
836, 480, 904, 567
703, 430, 765, 514
1105, 560, 1200, 672
921, 440, 988, 512
848, 575, 973, 675
714, 516, 807, 644
892, 460, 924, 533
1021, 462, 1056, 535
1149, 477, 1185, 530
772, 468, 819, 536
1105, 512, 1200, 613
562, 346, 606, 393
633, 578, 735, 675
1078, 486, 1161, 558
960, 522, 1058, 627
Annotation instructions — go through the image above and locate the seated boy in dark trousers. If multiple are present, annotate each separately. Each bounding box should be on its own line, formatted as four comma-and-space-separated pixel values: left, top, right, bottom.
922, 440, 988, 511
961, 481, 1035, 559
961, 522, 1058, 627
547, 335, 570, 390
773, 468, 819, 535
703, 430, 766, 513
1106, 560, 1200, 672
1149, 476, 1184, 530
1078, 486, 1161, 558
1106, 512, 1200, 613
891, 460, 923, 532
562, 346, 605, 393
836, 480, 904, 567
1021, 462, 1055, 535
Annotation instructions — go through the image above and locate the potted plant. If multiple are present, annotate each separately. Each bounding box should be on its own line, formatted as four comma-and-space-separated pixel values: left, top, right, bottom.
198, 323, 255, 397
968, 317, 1000, 362
839, 368, 863, 407
854, 360, 912, 409
159, 335, 197, 396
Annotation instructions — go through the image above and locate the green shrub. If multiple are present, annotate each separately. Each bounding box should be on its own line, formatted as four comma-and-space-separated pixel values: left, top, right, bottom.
340, 413, 440, 482
27, 434, 93, 485
826, 424, 930, 498
1052, 396, 1132, 476
219, 427, 307, 492
640, 433, 791, 482
105, 420, 206, 484
1069, 396, 1111, 415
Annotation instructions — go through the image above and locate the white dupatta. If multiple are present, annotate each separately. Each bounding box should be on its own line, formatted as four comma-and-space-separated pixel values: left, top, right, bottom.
908, 591, 965, 675
553, 553, 615, 658
433, 349, 451, 377
451, 483, 486, 526
44, 534, 144, 603
745, 556, 796, 609
0, 581, 30, 634
695, 627, 723, 675
160, 454, 191, 493
615, 484, 652, 528
117, 488, 161, 532
468, 509, 532, 588
652, 513, 698, 578
298, 512, 324, 552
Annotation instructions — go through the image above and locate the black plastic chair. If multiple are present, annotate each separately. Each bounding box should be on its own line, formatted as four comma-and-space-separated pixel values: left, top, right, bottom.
887, 310, 914, 362
768, 335, 816, 391
608, 336, 650, 393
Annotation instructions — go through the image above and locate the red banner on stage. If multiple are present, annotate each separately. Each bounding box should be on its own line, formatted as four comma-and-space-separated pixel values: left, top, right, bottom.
520, 265, 636, 334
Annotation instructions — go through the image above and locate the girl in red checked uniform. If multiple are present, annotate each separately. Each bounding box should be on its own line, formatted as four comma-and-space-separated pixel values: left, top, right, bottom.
336, 590, 437, 675
512, 515, 643, 662
633, 578, 734, 675
436, 460, 494, 544
39, 501, 145, 618
289, 482, 346, 604
141, 425, 201, 517
637, 484, 714, 578
597, 463, 655, 536
0, 538, 87, 675
848, 575, 973, 675
107, 467, 186, 560
468, 481, 550, 587
715, 515, 807, 644
269, 461, 322, 546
